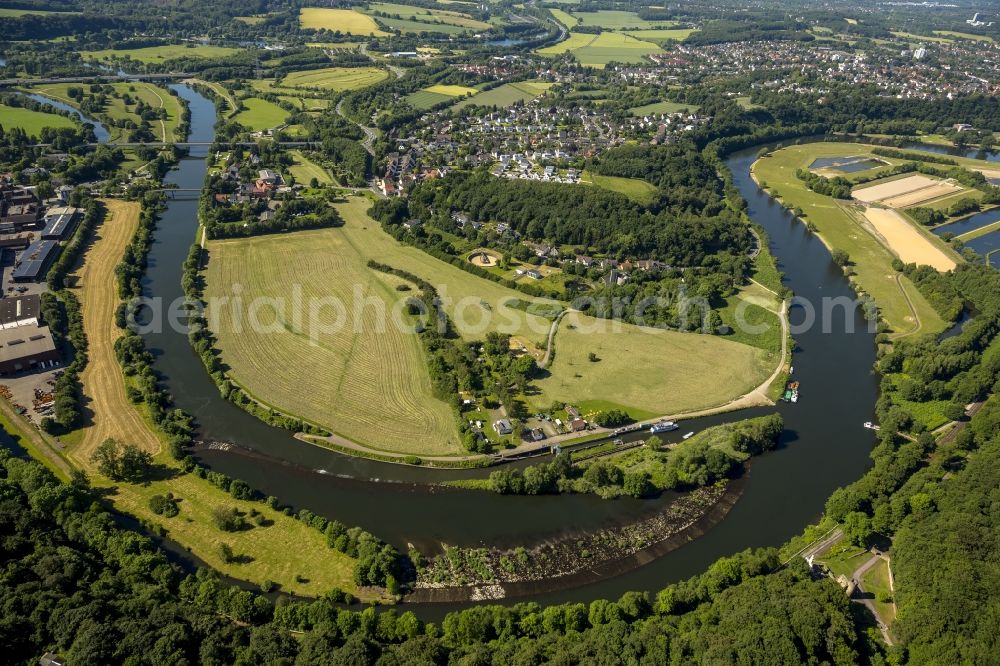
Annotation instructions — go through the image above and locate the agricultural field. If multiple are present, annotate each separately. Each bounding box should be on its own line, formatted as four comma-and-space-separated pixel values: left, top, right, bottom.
532, 311, 771, 417
234, 98, 289, 131
280, 66, 388, 91
629, 100, 699, 115
298, 7, 389, 36
862, 208, 957, 272
889, 31, 953, 44
583, 171, 658, 204
82, 44, 240, 63
538, 31, 663, 67
407, 83, 478, 109
626, 28, 697, 43
287, 150, 333, 185
204, 215, 461, 456
0, 103, 76, 135
570, 10, 663, 30
366, 2, 490, 29
752, 142, 948, 338
550, 7, 578, 28
371, 16, 468, 35
452, 81, 552, 109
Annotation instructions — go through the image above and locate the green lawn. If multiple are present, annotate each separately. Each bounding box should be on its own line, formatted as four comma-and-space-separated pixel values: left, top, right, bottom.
630, 100, 699, 116
532, 311, 771, 416
571, 10, 663, 30
373, 16, 469, 35
82, 44, 240, 63
0, 7, 78, 16
366, 2, 489, 29
627, 28, 698, 43
816, 537, 871, 579
752, 142, 948, 339
287, 150, 333, 185
582, 170, 658, 203
234, 98, 289, 131
406, 90, 454, 109
550, 7, 578, 28
860, 558, 896, 624
0, 103, 76, 136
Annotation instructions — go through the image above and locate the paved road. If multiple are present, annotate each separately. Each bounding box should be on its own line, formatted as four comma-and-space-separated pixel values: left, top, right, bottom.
852, 553, 895, 646
336, 99, 376, 157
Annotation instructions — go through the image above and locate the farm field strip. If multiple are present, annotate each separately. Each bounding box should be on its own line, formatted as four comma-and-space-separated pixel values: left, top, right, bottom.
298, 7, 389, 36
70, 199, 161, 462
234, 98, 289, 131
862, 208, 957, 271
538, 31, 663, 67
452, 81, 552, 109
81, 44, 240, 63
280, 66, 388, 91
366, 2, 490, 29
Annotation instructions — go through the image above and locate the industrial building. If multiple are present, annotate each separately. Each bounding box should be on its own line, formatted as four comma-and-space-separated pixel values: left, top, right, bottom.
0, 324, 59, 375
40, 206, 81, 240
11, 240, 59, 282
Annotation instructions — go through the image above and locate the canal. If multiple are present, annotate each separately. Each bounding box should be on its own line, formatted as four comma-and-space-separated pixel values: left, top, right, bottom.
140, 88, 879, 617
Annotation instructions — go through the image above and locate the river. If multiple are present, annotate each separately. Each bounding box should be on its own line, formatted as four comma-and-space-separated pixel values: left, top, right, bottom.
132, 87, 880, 618
22, 93, 111, 143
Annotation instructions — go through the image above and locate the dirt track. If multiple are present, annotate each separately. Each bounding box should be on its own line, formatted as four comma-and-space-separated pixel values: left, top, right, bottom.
70, 200, 161, 464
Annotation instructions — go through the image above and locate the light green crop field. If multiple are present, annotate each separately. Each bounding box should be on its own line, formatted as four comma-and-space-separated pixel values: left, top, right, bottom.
452, 81, 552, 109
299, 7, 389, 36
234, 98, 289, 131
424, 83, 478, 96
205, 222, 461, 456
533, 311, 770, 416
82, 44, 240, 63
572, 10, 661, 30
0, 7, 78, 16
550, 7, 578, 28
406, 90, 454, 109
625, 28, 697, 42
372, 16, 468, 35
0, 103, 76, 135
280, 66, 388, 91
538, 31, 662, 67
752, 142, 949, 339
583, 170, 658, 203
630, 100, 699, 115
287, 150, 333, 185
933, 30, 993, 43
890, 31, 953, 44
367, 2, 490, 29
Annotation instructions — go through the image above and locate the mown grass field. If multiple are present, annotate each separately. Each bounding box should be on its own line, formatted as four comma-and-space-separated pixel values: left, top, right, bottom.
537, 31, 662, 67
0, 103, 76, 135
629, 100, 699, 115
627, 28, 697, 43
281, 66, 388, 91
534, 311, 771, 417
204, 218, 461, 455
299, 7, 389, 36
366, 2, 490, 29
452, 81, 552, 109
407, 90, 455, 109
571, 10, 662, 30
753, 142, 948, 339
82, 44, 240, 63
583, 170, 658, 203
234, 98, 289, 131
933, 30, 993, 43
287, 150, 333, 185
372, 16, 468, 35
65, 200, 361, 597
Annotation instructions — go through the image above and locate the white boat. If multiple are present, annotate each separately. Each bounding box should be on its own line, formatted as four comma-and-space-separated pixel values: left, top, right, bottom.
682, 431, 695, 440
791, 393, 799, 403
863, 422, 881, 431
650, 420, 679, 433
